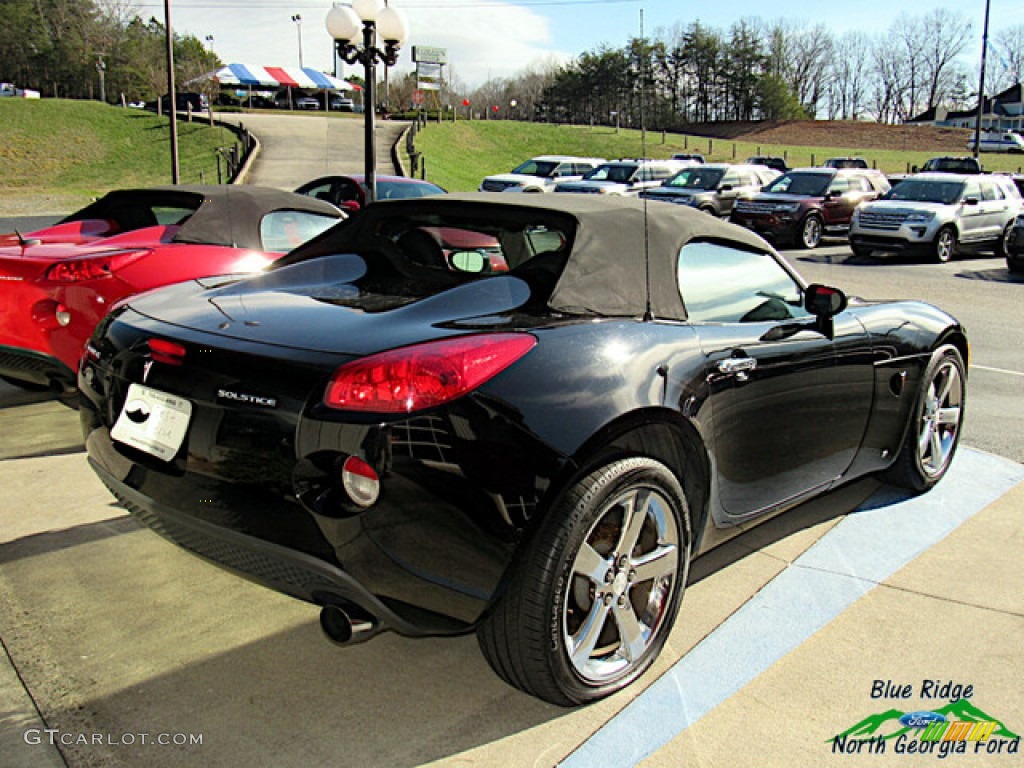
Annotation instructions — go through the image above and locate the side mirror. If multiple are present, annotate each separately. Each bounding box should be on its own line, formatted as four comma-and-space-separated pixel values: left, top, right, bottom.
804, 283, 847, 340
450, 250, 487, 273
804, 283, 847, 317
911, 165, 919, 173
963, 197, 979, 206
339, 200, 361, 213
719, 184, 733, 192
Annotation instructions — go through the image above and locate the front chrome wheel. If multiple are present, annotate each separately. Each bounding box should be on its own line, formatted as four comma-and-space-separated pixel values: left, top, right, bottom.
800, 215, 823, 249
564, 485, 680, 683
917, 357, 963, 479
934, 228, 956, 263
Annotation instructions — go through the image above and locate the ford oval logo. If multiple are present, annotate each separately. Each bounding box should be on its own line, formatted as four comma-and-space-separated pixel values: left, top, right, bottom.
900, 711, 946, 729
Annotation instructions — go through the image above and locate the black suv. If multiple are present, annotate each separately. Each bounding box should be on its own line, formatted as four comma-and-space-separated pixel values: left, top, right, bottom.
745, 156, 789, 173
918, 156, 983, 174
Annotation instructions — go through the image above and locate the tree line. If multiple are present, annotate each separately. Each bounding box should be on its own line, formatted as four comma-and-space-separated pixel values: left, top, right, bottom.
461, 13, 1024, 129
2, 0, 1023, 133
0, 0, 219, 103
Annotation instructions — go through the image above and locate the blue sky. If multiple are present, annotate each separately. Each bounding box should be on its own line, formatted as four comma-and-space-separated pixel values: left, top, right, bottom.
143, 0, 1024, 87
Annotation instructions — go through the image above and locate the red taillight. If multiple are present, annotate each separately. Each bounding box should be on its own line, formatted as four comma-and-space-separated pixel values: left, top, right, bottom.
324, 334, 536, 413
45, 249, 148, 282
148, 338, 187, 366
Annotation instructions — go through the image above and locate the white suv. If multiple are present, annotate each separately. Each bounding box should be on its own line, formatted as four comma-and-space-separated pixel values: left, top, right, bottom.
849, 173, 1022, 263
553, 159, 686, 196
479, 156, 605, 193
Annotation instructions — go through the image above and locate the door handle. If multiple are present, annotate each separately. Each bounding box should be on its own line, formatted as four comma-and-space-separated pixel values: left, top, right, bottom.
717, 357, 757, 381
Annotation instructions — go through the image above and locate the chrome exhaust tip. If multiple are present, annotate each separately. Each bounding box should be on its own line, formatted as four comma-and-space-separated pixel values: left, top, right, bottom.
319, 604, 378, 646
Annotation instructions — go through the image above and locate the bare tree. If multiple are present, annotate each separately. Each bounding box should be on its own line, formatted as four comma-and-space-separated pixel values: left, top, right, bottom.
919, 9, 973, 110
828, 31, 871, 119
870, 33, 908, 123
771, 21, 833, 117
990, 25, 1024, 92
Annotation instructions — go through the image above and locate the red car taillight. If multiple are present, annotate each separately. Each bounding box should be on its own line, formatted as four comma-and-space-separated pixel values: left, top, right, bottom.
148, 338, 187, 366
324, 334, 536, 413
45, 249, 148, 282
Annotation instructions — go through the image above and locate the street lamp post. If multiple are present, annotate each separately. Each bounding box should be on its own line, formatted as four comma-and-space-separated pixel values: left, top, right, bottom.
291, 14, 304, 69
96, 57, 106, 103
326, 0, 409, 204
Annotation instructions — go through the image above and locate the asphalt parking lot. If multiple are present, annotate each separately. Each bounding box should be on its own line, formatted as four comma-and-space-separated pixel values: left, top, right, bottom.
2, 118, 1022, 765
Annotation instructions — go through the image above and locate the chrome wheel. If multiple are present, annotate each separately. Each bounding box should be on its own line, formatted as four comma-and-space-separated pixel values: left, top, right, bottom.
800, 215, 822, 249
563, 485, 680, 684
917, 358, 963, 478
934, 228, 956, 263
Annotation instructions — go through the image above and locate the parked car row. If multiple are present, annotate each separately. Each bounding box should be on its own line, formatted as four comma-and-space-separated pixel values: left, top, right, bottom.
477, 154, 1024, 269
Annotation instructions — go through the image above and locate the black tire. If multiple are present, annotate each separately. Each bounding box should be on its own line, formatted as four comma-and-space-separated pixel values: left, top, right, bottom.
995, 223, 1013, 258
932, 226, 957, 263
1008, 256, 1024, 274
477, 456, 691, 706
797, 214, 823, 249
880, 344, 966, 493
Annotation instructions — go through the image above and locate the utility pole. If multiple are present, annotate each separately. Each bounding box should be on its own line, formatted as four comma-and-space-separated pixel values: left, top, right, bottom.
972, 0, 991, 160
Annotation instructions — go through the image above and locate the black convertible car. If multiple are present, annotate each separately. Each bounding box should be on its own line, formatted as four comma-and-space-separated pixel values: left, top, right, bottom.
80, 194, 967, 706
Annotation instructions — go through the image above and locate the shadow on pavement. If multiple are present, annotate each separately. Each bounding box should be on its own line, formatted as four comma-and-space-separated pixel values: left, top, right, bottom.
0, 380, 83, 460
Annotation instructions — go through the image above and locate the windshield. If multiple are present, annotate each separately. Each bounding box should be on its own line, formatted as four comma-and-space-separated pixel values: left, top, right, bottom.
884, 179, 964, 204
376, 180, 445, 199
924, 159, 978, 173
664, 168, 725, 190
511, 160, 559, 177
583, 164, 637, 183
763, 172, 831, 197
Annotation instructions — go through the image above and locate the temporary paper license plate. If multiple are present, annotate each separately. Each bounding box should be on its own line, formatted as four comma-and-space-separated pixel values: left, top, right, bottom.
110, 383, 192, 461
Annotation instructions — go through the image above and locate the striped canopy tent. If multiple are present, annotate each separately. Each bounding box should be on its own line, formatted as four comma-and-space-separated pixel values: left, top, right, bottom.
209, 64, 356, 91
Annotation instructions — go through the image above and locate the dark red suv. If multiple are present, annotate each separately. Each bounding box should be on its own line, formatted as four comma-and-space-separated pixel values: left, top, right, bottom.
729, 168, 890, 248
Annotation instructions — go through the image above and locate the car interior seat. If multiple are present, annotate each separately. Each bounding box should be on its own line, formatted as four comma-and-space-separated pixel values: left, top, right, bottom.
396, 228, 448, 271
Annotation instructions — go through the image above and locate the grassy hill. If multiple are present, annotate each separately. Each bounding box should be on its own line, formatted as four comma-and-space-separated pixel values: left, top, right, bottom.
0, 99, 240, 214
410, 119, 1024, 192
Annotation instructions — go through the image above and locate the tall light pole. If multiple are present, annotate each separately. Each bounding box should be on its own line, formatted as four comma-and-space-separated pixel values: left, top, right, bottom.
164, 0, 179, 183
973, 0, 991, 160
291, 14, 304, 69
205, 34, 214, 51
96, 56, 106, 103
326, 0, 409, 204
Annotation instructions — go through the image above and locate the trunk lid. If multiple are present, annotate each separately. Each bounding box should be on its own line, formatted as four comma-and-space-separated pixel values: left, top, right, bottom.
125, 253, 534, 357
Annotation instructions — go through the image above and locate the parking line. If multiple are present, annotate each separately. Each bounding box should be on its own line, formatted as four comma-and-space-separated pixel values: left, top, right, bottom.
970, 364, 1024, 378
560, 448, 1024, 768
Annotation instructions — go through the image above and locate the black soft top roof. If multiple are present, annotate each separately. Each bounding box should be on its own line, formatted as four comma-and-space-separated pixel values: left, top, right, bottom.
301, 192, 776, 320
62, 185, 342, 250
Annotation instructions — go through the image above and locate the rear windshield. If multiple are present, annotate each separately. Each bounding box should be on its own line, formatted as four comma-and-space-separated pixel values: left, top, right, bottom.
275, 206, 577, 309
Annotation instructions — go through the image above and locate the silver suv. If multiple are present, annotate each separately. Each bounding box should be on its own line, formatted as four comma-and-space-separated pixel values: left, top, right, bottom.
554, 159, 686, 196
849, 173, 1023, 263
479, 155, 605, 193
639, 163, 780, 216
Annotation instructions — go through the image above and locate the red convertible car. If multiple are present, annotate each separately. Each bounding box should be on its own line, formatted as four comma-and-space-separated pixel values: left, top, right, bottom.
0, 185, 342, 394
